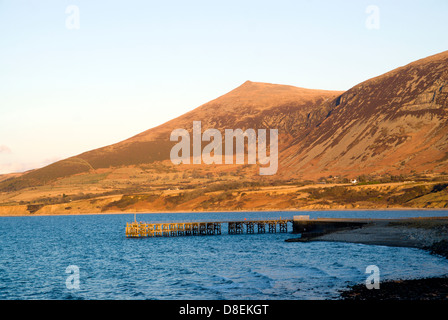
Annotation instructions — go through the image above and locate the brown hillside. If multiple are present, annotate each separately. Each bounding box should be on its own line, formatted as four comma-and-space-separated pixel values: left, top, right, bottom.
2, 51, 448, 192
281, 50, 448, 179
77, 81, 343, 171
0, 81, 342, 190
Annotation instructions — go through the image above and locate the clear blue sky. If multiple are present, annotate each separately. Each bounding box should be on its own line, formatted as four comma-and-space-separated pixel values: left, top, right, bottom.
1, 0, 447, 174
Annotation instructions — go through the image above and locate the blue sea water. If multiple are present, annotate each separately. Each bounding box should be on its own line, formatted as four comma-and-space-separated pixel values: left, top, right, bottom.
1, 210, 448, 300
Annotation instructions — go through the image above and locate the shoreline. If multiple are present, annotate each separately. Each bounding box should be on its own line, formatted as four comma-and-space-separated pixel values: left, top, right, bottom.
286, 218, 448, 300
339, 276, 448, 300
287, 219, 448, 249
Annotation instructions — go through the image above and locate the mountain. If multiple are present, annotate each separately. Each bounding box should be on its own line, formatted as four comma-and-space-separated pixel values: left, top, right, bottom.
0, 81, 342, 191
74, 80, 343, 170
1, 51, 448, 193
282, 50, 448, 179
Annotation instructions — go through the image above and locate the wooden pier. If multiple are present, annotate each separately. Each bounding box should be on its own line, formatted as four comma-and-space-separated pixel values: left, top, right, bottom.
125, 217, 293, 238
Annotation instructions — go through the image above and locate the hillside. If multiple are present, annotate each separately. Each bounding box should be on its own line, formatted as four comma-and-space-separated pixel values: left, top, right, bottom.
0, 81, 342, 191
1, 50, 448, 215
282, 51, 448, 179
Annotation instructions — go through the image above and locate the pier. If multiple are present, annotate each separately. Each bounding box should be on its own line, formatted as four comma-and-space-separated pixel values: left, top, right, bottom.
125, 217, 293, 238
124, 215, 390, 238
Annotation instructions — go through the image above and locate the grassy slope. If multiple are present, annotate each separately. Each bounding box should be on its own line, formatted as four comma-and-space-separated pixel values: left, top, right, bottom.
2, 176, 448, 216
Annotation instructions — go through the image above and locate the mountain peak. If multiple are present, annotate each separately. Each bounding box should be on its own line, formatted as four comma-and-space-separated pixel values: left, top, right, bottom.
3, 50, 448, 190
217, 81, 344, 110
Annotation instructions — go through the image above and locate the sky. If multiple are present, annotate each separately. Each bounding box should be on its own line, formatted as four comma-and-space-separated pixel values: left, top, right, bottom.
1, 0, 448, 174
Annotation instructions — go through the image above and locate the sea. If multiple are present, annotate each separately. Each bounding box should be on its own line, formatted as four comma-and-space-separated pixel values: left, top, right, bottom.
1, 210, 448, 300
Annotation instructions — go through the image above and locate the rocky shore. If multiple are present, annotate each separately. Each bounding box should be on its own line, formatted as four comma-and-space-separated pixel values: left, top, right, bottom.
339, 276, 448, 300
340, 237, 448, 300
287, 217, 448, 300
